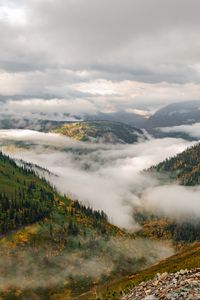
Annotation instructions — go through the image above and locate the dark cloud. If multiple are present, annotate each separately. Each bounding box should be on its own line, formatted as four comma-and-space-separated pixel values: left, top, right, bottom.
0, 0, 200, 113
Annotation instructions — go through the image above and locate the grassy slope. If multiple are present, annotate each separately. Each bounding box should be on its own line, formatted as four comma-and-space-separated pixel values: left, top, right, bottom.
52, 121, 143, 144
78, 242, 200, 300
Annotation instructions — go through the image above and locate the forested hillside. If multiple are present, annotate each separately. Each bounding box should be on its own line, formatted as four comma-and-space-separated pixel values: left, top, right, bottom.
0, 152, 168, 300
151, 142, 200, 185
52, 121, 145, 144
137, 142, 200, 244
0, 152, 55, 234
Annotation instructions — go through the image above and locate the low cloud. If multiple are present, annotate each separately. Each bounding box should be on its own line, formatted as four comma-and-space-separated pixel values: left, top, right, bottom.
143, 185, 200, 221
1, 76, 200, 116
159, 122, 200, 139
0, 129, 195, 229
0, 236, 173, 291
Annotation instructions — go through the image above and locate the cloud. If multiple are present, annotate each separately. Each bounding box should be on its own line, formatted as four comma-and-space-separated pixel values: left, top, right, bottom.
143, 185, 200, 221
159, 123, 200, 139
0, 129, 194, 229
0, 236, 173, 291
1, 0, 200, 114
1, 76, 200, 116
7, 98, 97, 115
19, 0, 200, 69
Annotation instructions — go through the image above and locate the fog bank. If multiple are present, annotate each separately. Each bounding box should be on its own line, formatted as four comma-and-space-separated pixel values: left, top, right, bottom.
0, 129, 197, 229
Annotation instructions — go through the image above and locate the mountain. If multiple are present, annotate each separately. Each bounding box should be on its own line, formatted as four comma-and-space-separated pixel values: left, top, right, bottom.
132, 142, 200, 245
0, 152, 169, 300
145, 100, 200, 129
84, 111, 147, 127
0, 152, 55, 234
137, 142, 200, 243
52, 121, 146, 144
89, 144, 200, 299
0, 113, 81, 131
151, 142, 200, 186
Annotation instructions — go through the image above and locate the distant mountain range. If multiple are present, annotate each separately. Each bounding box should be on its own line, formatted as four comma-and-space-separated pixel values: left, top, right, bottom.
143, 100, 200, 139
145, 100, 200, 129
84, 110, 146, 127
1, 100, 200, 142
84, 101, 200, 131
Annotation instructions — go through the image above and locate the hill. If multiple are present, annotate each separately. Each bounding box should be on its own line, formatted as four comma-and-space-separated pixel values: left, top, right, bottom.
52, 121, 146, 144
133, 143, 200, 244
151, 142, 200, 186
145, 100, 200, 130
0, 152, 171, 299
77, 242, 200, 299
84, 111, 146, 127
0, 152, 55, 234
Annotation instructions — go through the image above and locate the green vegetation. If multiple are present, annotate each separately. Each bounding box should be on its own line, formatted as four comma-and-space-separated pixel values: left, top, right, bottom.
52, 121, 144, 144
0, 142, 200, 299
151, 142, 200, 185
82, 242, 200, 300
0, 152, 54, 234
139, 142, 200, 244
0, 194, 163, 300
134, 210, 200, 243
0, 152, 166, 299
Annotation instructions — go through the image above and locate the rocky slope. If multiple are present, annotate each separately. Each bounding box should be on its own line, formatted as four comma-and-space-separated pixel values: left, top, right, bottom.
122, 268, 200, 300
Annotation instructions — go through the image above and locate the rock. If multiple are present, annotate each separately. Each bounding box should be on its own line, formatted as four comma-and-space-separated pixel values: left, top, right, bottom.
121, 268, 200, 300
144, 296, 157, 300
159, 272, 168, 280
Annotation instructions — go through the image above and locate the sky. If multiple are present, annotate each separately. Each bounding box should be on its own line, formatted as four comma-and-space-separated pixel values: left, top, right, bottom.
1, 0, 200, 116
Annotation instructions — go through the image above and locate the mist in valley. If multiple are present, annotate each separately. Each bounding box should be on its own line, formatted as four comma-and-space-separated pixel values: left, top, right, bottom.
0, 236, 173, 291
0, 129, 198, 229
0, 128, 199, 294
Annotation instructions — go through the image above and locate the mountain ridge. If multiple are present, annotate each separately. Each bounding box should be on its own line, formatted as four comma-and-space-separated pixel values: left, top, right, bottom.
52, 120, 146, 144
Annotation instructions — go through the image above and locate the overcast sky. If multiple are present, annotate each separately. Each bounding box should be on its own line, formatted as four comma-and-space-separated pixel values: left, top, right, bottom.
1, 0, 200, 115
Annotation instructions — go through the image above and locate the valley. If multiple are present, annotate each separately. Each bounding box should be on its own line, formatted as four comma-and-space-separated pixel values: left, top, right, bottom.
1, 2, 200, 299
0, 126, 199, 299
0, 151, 174, 300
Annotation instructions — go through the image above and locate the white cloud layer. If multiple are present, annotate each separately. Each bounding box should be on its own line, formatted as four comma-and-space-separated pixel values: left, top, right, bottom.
160, 123, 200, 139
1, 0, 200, 114
144, 185, 200, 220
0, 129, 197, 229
